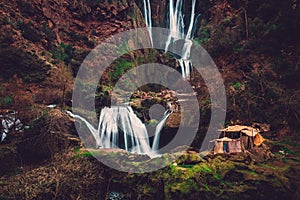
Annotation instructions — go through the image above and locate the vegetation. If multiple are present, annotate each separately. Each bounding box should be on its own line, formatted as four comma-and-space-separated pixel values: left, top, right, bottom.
0, 0, 299, 199
43, 64, 74, 108
108, 58, 135, 83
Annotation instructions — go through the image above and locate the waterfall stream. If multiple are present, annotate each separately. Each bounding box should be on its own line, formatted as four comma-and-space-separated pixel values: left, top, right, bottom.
152, 110, 171, 151
67, 106, 171, 157
66, 0, 201, 158
0, 112, 23, 142
143, 0, 153, 46
142, 0, 200, 79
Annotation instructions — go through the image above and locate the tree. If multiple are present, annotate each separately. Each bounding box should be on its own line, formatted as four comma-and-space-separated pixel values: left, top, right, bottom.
44, 64, 74, 108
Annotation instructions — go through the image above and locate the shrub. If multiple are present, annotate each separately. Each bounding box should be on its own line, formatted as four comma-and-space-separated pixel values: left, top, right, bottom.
52, 43, 74, 63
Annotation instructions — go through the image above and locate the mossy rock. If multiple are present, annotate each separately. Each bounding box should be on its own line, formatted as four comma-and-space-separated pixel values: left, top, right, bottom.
175, 150, 205, 165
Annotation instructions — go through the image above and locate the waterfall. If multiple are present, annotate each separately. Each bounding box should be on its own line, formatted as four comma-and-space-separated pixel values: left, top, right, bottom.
142, 0, 200, 79
143, 0, 153, 46
152, 110, 172, 152
98, 106, 151, 154
66, 110, 101, 146
0, 112, 23, 142
68, 106, 171, 157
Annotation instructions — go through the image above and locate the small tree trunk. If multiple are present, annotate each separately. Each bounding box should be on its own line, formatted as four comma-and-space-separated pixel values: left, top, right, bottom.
61, 84, 66, 109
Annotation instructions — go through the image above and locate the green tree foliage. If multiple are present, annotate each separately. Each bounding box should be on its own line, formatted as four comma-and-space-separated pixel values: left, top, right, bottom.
52, 43, 74, 63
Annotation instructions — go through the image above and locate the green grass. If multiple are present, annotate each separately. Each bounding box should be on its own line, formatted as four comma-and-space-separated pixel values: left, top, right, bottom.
231, 81, 243, 90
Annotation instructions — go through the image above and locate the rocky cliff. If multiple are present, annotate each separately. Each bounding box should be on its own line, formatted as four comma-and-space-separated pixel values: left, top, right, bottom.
0, 0, 145, 82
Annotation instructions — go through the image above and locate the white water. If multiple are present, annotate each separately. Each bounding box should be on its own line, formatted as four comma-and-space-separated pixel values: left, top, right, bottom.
142, 0, 199, 79
0, 112, 23, 142
98, 106, 151, 154
67, 106, 170, 157
152, 110, 171, 151
143, 0, 153, 46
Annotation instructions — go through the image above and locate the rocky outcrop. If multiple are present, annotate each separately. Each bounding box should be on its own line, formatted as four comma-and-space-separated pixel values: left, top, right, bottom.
0, 0, 145, 82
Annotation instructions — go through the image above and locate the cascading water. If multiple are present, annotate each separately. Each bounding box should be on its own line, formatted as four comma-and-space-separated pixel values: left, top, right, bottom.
67, 0, 200, 158
142, 0, 200, 79
143, 0, 153, 46
98, 106, 151, 154
67, 106, 171, 157
152, 110, 171, 151
0, 112, 23, 142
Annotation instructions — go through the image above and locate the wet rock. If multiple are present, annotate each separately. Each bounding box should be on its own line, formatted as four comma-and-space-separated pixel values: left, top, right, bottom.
165, 113, 181, 128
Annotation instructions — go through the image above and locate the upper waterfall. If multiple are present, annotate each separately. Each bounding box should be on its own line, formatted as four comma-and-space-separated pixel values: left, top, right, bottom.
143, 0, 153, 46
142, 0, 200, 79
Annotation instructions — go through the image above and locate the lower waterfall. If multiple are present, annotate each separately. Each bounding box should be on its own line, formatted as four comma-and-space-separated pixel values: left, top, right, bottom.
67, 106, 171, 158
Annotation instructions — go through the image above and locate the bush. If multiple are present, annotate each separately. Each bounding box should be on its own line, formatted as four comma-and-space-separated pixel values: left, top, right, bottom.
108, 58, 135, 83
52, 43, 74, 63
17, 109, 74, 163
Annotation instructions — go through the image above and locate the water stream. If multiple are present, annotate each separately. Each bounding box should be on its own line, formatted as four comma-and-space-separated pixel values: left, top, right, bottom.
67, 0, 200, 158
143, 0, 200, 79
67, 106, 171, 157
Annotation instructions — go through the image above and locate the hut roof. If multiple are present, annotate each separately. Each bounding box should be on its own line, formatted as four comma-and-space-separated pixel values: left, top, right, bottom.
218, 125, 259, 137
210, 137, 233, 142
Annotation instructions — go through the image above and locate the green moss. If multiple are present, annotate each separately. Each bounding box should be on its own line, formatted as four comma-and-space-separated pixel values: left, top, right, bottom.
213, 172, 223, 181
177, 164, 194, 169
195, 27, 210, 44
108, 58, 135, 83
203, 184, 211, 191
172, 179, 197, 194
242, 170, 258, 176
74, 147, 82, 153
72, 150, 94, 159
0, 95, 14, 108
80, 151, 94, 157
193, 164, 213, 173
259, 163, 278, 171
231, 81, 243, 90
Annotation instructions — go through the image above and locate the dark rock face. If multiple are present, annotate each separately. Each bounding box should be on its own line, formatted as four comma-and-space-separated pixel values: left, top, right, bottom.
0, 146, 19, 175
0, 0, 299, 199
0, 47, 50, 83
136, 0, 167, 27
